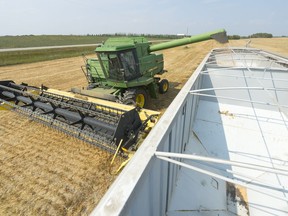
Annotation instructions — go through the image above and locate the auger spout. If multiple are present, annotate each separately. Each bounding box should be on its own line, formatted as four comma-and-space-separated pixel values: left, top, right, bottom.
149, 29, 228, 52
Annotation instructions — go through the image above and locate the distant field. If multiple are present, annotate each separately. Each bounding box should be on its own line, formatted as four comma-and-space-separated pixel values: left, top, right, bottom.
0, 46, 95, 66
0, 35, 108, 66
0, 35, 109, 48
0, 35, 170, 66
0, 35, 172, 49
248, 37, 288, 57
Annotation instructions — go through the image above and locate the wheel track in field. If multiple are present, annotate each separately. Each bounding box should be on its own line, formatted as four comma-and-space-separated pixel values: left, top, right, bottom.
0, 56, 89, 90
0, 111, 121, 215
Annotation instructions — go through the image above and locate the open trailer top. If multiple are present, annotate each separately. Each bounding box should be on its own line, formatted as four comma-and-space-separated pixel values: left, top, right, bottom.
93, 47, 288, 216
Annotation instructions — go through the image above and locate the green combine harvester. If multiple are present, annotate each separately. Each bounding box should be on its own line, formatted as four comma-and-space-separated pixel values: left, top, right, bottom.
72, 29, 228, 107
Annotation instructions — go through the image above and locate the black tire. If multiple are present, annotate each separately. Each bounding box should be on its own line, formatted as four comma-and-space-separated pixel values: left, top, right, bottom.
159, 79, 169, 94
122, 88, 148, 108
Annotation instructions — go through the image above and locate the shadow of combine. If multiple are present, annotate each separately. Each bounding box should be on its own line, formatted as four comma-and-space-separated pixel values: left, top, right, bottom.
146, 81, 181, 112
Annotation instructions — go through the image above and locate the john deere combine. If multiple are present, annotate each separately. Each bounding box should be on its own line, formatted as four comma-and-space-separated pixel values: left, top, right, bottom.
0, 29, 228, 157
73, 29, 228, 107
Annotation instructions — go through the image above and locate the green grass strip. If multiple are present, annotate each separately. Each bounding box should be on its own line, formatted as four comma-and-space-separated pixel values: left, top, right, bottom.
0, 46, 95, 66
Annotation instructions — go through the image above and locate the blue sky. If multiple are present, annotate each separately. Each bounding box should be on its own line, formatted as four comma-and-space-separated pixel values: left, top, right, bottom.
0, 0, 287, 36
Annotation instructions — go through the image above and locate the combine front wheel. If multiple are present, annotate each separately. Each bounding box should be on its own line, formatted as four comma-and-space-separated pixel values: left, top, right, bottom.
122, 88, 148, 108
159, 79, 169, 94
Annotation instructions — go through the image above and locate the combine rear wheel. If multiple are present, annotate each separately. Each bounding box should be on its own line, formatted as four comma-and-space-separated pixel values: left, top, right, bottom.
158, 79, 169, 94
122, 88, 148, 108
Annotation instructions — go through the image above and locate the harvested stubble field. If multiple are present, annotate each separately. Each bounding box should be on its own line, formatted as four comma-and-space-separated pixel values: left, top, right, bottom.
0, 38, 287, 215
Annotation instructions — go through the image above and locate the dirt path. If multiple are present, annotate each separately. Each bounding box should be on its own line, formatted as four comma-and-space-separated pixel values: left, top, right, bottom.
0, 56, 88, 90
0, 38, 287, 215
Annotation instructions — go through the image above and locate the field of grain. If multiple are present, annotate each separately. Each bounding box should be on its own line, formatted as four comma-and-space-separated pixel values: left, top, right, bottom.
0, 38, 287, 215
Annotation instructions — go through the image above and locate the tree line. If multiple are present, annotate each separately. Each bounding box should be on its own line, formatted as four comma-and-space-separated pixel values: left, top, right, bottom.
92, 32, 282, 40
228, 32, 278, 40
87, 33, 180, 39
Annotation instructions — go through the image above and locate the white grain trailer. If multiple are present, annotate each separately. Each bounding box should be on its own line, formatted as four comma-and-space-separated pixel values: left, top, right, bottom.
92, 48, 288, 216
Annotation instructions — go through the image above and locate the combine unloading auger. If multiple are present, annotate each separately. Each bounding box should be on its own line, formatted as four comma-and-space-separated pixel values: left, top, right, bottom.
0, 80, 157, 155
